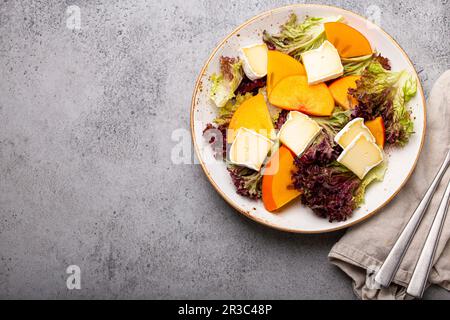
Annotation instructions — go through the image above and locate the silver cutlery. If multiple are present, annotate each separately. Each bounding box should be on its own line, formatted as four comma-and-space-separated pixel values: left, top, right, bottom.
407, 179, 450, 298
375, 150, 450, 288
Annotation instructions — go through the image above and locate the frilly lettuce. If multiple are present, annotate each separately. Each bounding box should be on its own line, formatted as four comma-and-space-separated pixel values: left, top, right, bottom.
292, 134, 359, 222
263, 14, 343, 60
392, 72, 417, 144
342, 54, 374, 76
312, 108, 352, 139
350, 61, 417, 146
227, 164, 263, 199
342, 54, 391, 76
210, 57, 243, 108
354, 160, 387, 206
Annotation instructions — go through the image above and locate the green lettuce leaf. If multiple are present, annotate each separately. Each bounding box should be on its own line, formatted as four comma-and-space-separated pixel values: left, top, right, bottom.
342, 54, 375, 76
354, 160, 387, 206
312, 108, 352, 140
391, 73, 417, 144
210, 57, 243, 108
342, 54, 391, 76
263, 14, 343, 60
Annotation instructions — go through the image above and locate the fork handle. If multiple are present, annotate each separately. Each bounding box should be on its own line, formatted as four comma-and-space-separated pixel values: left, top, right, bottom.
375, 150, 450, 287
407, 179, 450, 298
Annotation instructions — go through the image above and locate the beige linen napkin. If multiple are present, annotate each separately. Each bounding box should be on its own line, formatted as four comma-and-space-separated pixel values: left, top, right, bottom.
329, 70, 450, 300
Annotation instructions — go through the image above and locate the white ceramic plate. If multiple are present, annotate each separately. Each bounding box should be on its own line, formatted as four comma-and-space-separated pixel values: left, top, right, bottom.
191, 4, 425, 233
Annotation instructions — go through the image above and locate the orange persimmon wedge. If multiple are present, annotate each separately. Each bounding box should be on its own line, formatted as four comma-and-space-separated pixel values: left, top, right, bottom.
329, 75, 361, 110
228, 93, 275, 142
365, 117, 385, 148
269, 75, 335, 116
262, 145, 301, 212
267, 50, 306, 96
324, 22, 372, 58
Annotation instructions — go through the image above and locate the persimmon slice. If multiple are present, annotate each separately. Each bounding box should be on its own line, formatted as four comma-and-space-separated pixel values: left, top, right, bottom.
262, 145, 301, 212
228, 93, 275, 142
267, 50, 306, 96
269, 75, 335, 116
365, 117, 385, 148
329, 75, 361, 110
325, 22, 372, 58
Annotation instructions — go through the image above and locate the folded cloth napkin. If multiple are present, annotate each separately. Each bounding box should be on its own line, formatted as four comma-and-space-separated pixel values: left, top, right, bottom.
329, 70, 450, 300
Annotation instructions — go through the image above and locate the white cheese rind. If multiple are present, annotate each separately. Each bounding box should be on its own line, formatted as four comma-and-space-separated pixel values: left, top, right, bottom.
337, 133, 384, 179
240, 43, 268, 81
286, 110, 309, 121
229, 127, 274, 171
278, 112, 322, 156
334, 118, 376, 149
301, 40, 344, 85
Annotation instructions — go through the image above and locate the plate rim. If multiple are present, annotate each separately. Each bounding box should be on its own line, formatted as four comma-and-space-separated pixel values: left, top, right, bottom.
190, 3, 427, 234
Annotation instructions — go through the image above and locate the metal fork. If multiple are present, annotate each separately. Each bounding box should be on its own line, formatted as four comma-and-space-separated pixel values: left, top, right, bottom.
375, 150, 450, 288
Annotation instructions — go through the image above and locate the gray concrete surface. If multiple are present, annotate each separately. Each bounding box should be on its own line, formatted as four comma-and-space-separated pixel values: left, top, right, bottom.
0, 0, 449, 299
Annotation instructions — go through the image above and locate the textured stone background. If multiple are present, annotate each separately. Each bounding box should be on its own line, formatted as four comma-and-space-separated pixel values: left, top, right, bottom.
0, 0, 449, 299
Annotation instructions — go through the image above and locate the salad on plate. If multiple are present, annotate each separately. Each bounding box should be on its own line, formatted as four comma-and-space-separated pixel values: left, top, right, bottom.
203, 14, 417, 223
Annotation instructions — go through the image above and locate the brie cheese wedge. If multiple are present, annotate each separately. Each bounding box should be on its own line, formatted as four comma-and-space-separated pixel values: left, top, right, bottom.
240, 43, 268, 81
337, 133, 384, 179
229, 127, 274, 171
334, 118, 375, 149
301, 40, 344, 85
278, 111, 321, 156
